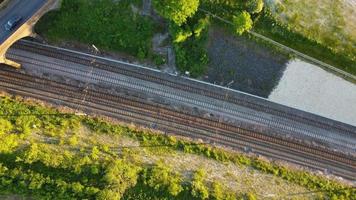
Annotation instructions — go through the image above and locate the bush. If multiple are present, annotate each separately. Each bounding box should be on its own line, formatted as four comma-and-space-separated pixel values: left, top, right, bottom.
193, 16, 211, 37
102, 160, 141, 199
36, 0, 157, 59
1, 96, 354, 200
245, 0, 264, 14
171, 15, 210, 77
0, 119, 12, 134
191, 169, 209, 199
170, 23, 193, 43
153, 0, 200, 25
232, 11, 253, 35
143, 162, 183, 196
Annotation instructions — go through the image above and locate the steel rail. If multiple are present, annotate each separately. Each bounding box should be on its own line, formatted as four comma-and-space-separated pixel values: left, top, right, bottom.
0, 68, 354, 180
13, 40, 356, 138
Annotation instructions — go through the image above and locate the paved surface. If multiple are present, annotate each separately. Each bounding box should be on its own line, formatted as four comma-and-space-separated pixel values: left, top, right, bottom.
0, 0, 47, 44
0, 0, 57, 67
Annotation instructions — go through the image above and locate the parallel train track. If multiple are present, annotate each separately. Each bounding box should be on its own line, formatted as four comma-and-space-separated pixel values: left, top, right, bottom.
0, 67, 355, 180
14, 40, 356, 140
7, 44, 356, 155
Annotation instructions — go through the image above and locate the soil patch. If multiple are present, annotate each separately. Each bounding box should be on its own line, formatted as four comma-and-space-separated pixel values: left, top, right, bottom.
204, 26, 289, 97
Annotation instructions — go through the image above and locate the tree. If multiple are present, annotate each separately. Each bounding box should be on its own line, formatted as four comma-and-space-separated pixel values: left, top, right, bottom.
102, 159, 140, 199
246, 0, 264, 14
153, 0, 200, 25
232, 11, 253, 35
193, 16, 210, 38
144, 162, 183, 196
170, 23, 193, 43
211, 181, 224, 200
0, 119, 17, 153
0, 119, 13, 134
191, 168, 209, 199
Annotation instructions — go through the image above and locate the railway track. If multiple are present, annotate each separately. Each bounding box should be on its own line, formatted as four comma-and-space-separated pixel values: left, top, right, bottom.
13, 40, 356, 139
7, 46, 356, 154
0, 67, 355, 180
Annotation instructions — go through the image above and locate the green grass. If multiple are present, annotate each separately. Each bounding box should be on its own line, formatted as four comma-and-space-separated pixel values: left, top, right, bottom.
199, 1, 356, 77
253, 12, 356, 76
36, 0, 159, 60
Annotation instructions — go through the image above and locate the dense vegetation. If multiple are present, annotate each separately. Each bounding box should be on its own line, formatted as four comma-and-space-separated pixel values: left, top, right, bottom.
36, 0, 355, 78
158, 0, 355, 77
36, 0, 159, 60
0, 94, 354, 199
265, 0, 356, 63
170, 14, 210, 77
153, 0, 262, 77
253, 11, 356, 76
153, 0, 200, 26
0, 95, 254, 199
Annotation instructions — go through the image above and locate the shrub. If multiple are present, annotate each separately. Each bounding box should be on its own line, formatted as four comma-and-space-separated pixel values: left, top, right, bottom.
153, 0, 200, 25
170, 23, 193, 43
36, 0, 157, 59
0, 119, 12, 134
191, 169, 209, 199
144, 162, 183, 196
245, 0, 264, 14
232, 11, 253, 35
102, 160, 141, 199
193, 16, 211, 37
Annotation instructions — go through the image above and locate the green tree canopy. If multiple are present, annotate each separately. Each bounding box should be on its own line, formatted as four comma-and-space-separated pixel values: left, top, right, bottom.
153, 0, 200, 25
0, 119, 12, 135
170, 23, 193, 43
144, 162, 183, 196
246, 0, 264, 14
191, 168, 209, 199
232, 11, 253, 35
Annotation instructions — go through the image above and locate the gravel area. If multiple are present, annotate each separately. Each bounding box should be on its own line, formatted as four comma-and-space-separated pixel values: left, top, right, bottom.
269, 59, 356, 127
203, 26, 289, 97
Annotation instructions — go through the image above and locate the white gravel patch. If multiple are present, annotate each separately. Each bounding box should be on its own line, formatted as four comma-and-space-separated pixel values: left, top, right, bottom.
268, 59, 356, 127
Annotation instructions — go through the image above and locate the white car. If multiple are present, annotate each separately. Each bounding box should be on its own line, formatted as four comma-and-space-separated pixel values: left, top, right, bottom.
4, 15, 22, 31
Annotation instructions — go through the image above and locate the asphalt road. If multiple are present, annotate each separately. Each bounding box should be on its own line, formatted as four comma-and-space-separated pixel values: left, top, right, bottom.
0, 0, 47, 44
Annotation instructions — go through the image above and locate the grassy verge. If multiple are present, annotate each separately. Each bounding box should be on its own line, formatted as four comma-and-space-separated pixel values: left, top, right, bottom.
253, 12, 356, 76
0, 93, 354, 199
36, 0, 160, 61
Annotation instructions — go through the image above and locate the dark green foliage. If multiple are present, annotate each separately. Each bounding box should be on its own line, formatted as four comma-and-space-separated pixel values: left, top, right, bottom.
152, 54, 166, 67
245, 0, 264, 14
36, 0, 157, 59
143, 162, 183, 196
200, 0, 244, 19
101, 160, 141, 199
171, 15, 210, 77
170, 23, 193, 43
232, 11, 253, 35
